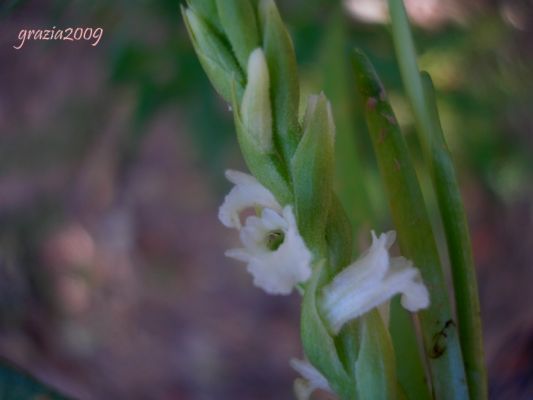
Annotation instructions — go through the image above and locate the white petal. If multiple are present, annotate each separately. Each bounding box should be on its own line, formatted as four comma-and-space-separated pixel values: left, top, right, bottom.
218, 170, 281, 229
321, 231, 430, 334
226, 205, 312, 295
321, 231, 391, 318
390, 257, 430, 312
290, 359, 332, 400
224, 248, 250, 262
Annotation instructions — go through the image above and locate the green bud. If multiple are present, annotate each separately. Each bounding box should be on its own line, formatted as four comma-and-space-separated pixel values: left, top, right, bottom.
241, 48, 273, 154
182, 6, 244, 102
291, 93, 335, 253
215, 0, 260, 70
258, 0, 300, 160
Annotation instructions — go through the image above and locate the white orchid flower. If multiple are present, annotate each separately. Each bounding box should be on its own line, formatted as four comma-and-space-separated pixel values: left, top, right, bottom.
219, 170, 312, 295
290, 358, 333, 400
321, 231, 430, 334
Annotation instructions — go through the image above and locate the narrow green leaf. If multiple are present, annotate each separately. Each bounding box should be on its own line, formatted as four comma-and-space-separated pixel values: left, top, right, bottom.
291, 94, 335, 254
422, 72, 487, 400
215, 0, 260, 70
388, 1, 487, 397
352, 49, 469, 400
258, 0, 300, 161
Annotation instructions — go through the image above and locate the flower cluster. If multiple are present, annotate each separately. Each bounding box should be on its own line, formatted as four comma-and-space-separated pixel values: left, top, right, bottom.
219, 169, 430, 398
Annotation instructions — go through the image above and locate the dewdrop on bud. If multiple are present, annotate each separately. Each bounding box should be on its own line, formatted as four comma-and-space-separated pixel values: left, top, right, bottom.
240, 48, 273, 153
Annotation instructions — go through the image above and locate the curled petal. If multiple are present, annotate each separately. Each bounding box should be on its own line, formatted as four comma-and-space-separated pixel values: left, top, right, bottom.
218, 170, 281, 229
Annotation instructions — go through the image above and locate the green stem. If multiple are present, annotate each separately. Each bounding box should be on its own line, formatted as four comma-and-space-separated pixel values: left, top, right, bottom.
352, 49, 469, 400
387, 1, 487, 397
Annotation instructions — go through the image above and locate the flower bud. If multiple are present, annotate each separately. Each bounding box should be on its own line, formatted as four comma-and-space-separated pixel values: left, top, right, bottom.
182, 6, 244, 102
240, 48, 273, 153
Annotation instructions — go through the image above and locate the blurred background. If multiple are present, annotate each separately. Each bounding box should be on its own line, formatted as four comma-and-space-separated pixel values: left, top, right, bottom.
0, 0, 532, 398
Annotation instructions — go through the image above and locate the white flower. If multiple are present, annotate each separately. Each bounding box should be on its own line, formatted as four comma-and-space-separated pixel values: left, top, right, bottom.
290, 358, 333, 400
219, 170, 312, 295
321, 231, 430, 334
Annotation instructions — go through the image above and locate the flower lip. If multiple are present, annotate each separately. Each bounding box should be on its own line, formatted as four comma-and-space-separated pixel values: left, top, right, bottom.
321, 230, 430, 334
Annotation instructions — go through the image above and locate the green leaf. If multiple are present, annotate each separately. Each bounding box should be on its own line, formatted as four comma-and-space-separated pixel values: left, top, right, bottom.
388, 0, 487, 397
352, 49, 469, 400
216, 0, 260, 70
258, 0, 300, 162
291, 94, 335, 254
422, 72, 486, 400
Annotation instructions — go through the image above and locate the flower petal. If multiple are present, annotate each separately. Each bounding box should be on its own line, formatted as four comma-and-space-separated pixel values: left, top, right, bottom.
218, 170, 281, 229
321, 231, 430, 334
225, 205, 312, 295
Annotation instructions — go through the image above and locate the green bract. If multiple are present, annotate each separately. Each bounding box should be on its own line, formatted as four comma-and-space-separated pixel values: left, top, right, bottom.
258, 0, 300, 161
216, 0, 260, 70
181, 6, 244, 102
291, 94, 335, 255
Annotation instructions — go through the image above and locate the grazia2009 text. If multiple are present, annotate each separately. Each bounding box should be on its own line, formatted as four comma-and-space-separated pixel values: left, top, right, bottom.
14, 26, 103, 50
